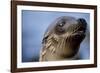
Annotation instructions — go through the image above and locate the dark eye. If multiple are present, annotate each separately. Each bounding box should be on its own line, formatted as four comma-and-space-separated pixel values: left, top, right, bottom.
58, 21, 66, 27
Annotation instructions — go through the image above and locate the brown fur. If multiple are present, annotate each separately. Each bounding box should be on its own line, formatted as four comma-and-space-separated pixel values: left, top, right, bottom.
39, 16, 87, 61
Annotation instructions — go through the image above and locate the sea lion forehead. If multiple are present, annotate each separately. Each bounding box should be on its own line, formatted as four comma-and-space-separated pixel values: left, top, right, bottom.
44, 16, 78, 35
57, 16, 76, 20
55, 16, 78, 25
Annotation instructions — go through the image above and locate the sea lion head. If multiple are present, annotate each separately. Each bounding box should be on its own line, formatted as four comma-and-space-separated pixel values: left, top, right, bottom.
41, 16, 87, 60
53, 16, 87, 58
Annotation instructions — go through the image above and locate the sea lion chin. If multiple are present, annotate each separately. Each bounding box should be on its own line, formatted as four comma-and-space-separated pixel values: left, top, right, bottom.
39, 16, 87, 61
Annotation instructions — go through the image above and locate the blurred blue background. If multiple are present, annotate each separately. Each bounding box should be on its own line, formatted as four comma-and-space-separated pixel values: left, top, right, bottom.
22, 10, 90, 62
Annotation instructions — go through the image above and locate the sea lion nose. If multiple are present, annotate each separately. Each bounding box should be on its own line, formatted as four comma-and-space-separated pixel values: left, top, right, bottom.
77, 18, 87, 32
77, 18, 87, 28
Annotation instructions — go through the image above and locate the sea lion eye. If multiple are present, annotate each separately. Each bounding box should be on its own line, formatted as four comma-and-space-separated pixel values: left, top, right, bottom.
58, 20, 66, 27
58, 23, 63, 27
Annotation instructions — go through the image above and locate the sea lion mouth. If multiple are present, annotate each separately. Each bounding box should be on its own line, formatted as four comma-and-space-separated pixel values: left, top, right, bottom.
73, 24, 86, 34
68, 18, 87, 41
64, 28, 86, 58
66, 25, 86, 43
72, 26, 86, 38
65, 19, 87, 53
75, 18, 87, 33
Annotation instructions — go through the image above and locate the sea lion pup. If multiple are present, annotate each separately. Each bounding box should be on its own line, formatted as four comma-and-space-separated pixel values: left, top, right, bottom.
39, 16, 87, 61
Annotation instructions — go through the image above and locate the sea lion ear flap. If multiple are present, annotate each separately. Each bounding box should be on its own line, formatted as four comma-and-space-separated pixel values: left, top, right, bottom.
77, 18, 87, 28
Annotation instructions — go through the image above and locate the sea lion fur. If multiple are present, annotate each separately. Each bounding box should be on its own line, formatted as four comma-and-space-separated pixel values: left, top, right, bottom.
39, 16, 87, 61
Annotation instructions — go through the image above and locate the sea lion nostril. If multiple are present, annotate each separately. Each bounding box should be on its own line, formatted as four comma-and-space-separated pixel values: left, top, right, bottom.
77, 18, 87, 33
77, 18, 87, 28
